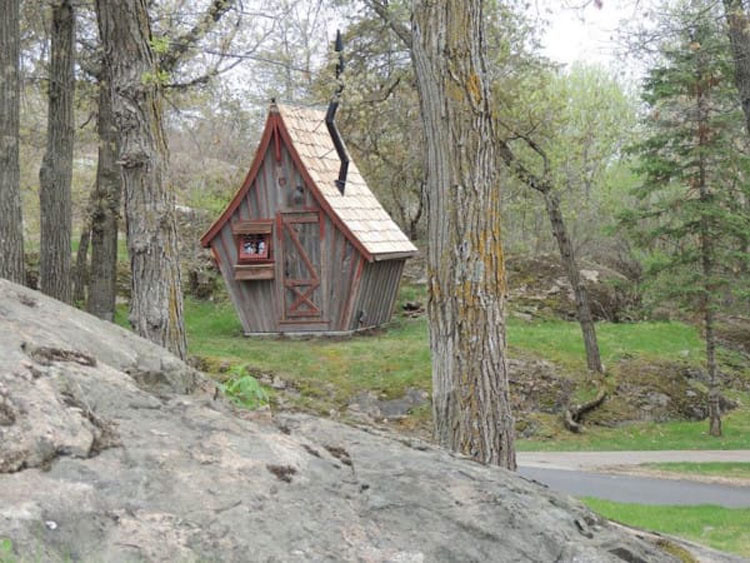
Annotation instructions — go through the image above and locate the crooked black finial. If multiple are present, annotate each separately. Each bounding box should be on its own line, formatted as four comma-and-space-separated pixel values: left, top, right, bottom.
326, 29, 349, 195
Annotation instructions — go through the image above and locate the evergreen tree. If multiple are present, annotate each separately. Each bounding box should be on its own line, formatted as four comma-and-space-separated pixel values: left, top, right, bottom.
624, 1, 750, 436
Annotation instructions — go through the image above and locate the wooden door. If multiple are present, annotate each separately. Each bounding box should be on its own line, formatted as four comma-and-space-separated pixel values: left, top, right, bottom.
279, 211, 324, 322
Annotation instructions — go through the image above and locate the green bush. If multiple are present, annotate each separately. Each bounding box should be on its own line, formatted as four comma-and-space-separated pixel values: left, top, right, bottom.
220, 369, 269, 410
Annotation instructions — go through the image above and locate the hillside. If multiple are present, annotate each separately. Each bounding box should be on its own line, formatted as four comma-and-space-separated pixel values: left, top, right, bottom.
0, 278, 697, 562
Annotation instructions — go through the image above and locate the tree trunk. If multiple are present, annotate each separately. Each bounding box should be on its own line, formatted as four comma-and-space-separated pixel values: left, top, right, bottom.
543, 190, 604, 373
496, 139, 604, 375
0, 0, 25, 283
723, 0, 750, 137
39, 0, 75, 303
87, 73, 122, 322
96, 0, 187, 359
72, 224, 90, 304
411, 0, 516, 469
695, 45, 721, 437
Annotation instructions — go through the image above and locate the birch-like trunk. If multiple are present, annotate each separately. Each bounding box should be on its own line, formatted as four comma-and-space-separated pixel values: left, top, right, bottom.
39, 0, 75, 303
0, 0, 25, 283
411, 0, 516, 468
96, 0, 187, 358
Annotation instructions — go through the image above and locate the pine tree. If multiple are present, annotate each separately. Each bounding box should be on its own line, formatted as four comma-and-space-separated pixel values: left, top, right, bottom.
624, 1, 750, 437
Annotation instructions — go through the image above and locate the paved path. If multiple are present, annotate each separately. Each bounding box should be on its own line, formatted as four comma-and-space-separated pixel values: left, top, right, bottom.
517, 450, 750, 470
517, 450, 750, 507
518, 466, 750, 507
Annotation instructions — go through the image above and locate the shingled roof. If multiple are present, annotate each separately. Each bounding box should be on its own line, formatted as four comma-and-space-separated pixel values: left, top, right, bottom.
201, 103, 417, 261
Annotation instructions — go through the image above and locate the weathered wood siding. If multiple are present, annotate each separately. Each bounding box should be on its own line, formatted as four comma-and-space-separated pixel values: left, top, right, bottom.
348, 259, 406, 330
211, 141, 400, 333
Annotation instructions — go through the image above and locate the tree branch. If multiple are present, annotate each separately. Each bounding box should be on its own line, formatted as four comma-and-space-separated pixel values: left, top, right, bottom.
363, 0, 412, 48
159, 0, 237, 73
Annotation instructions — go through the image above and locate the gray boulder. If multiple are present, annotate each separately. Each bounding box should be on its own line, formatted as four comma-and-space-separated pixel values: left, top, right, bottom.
0, 279, 685, 562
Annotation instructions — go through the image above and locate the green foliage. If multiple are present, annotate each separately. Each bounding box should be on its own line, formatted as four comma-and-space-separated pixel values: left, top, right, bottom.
581, 499, 750, 557
220, 369, 269, 410
148, 36, 170, 55
498, 61, 641, 260
141, 69, 170, 86
0, 538, 14, 563
623, 2, 750, 311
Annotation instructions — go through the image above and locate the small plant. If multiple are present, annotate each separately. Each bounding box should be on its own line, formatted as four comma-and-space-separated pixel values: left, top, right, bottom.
220, 367, 269, 410
0, 538, 15, 563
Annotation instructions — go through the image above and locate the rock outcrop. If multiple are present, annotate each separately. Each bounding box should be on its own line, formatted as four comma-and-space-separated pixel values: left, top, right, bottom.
0, 279, 690, 562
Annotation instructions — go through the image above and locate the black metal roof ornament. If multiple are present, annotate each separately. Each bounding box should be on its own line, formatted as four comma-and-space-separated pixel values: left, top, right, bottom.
326, 29, 349, 195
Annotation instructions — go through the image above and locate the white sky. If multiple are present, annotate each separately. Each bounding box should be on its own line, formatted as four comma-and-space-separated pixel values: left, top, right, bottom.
539, 2, 644, 67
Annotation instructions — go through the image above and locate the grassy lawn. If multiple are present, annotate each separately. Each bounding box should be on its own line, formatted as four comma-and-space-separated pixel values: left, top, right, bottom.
515, 408, 750, 451
639, 462, 750, 480
182, 298, 431, 413
508, 319, 703, 368
114, 287, 750, 450
581, 498, 750, 558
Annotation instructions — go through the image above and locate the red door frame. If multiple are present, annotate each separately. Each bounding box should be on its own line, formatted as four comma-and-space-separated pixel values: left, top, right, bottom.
279, 211, 323, 321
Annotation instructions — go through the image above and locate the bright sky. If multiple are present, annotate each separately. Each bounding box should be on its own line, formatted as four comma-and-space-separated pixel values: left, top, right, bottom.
539, 2, 644, 67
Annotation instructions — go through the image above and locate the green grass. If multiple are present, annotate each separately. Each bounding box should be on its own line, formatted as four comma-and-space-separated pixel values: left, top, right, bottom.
581, 498, 750, 557
639, 462, 750, 480
516, 406, 750, 451
182, 298, 430, 413
507, 318, 702, 369
111, 283, 750, 450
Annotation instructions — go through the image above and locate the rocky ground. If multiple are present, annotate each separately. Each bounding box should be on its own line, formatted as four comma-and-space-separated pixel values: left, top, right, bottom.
0, 278, 702, 562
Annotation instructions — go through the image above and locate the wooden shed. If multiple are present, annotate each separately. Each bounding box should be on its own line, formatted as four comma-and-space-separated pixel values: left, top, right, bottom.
200, 103, 418, 334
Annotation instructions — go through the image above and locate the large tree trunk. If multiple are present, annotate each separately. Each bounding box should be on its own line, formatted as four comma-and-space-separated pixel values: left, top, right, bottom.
87, 73, 122, 322
39, 0, 75, 303
723, 0, 750, 137
0, 0, 25, 283
96, 0, 187, 359
543, 190, 604, 373
411, 0, 516, 469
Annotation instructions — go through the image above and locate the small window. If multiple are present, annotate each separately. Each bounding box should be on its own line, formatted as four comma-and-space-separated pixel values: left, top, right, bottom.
232, 219, 273, 265
239, 233, 270, 261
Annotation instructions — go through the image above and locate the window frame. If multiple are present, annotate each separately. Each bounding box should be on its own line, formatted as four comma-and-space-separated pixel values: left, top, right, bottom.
231, 220, 274, 265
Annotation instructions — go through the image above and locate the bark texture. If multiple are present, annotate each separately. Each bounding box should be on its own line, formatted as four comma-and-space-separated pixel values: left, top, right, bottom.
0, 0, 25, 283
411, 0, 515, 468
72, 223, 90, 304
96, 0, 187, 358
543, 190, 603, 373
39, 0, 75, 303
724, 0, 750, 137
87, 73, 121, 321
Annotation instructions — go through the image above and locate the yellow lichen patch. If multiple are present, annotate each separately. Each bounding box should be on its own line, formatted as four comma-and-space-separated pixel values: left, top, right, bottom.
467, 72, 482, 105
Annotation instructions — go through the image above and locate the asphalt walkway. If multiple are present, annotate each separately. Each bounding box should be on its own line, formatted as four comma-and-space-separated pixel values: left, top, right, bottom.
516, 450, 750, 507
517, 450, 750, 470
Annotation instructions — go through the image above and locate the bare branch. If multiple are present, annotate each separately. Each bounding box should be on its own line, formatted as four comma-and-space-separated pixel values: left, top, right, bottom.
363, 0, 412, 48
159, 0, 237, 73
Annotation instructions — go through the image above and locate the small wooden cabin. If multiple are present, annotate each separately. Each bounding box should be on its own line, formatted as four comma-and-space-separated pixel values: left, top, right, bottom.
200, 103, 418, 334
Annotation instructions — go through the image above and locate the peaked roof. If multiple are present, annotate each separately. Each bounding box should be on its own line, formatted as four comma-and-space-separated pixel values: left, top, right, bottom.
200, 103, 418, 261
